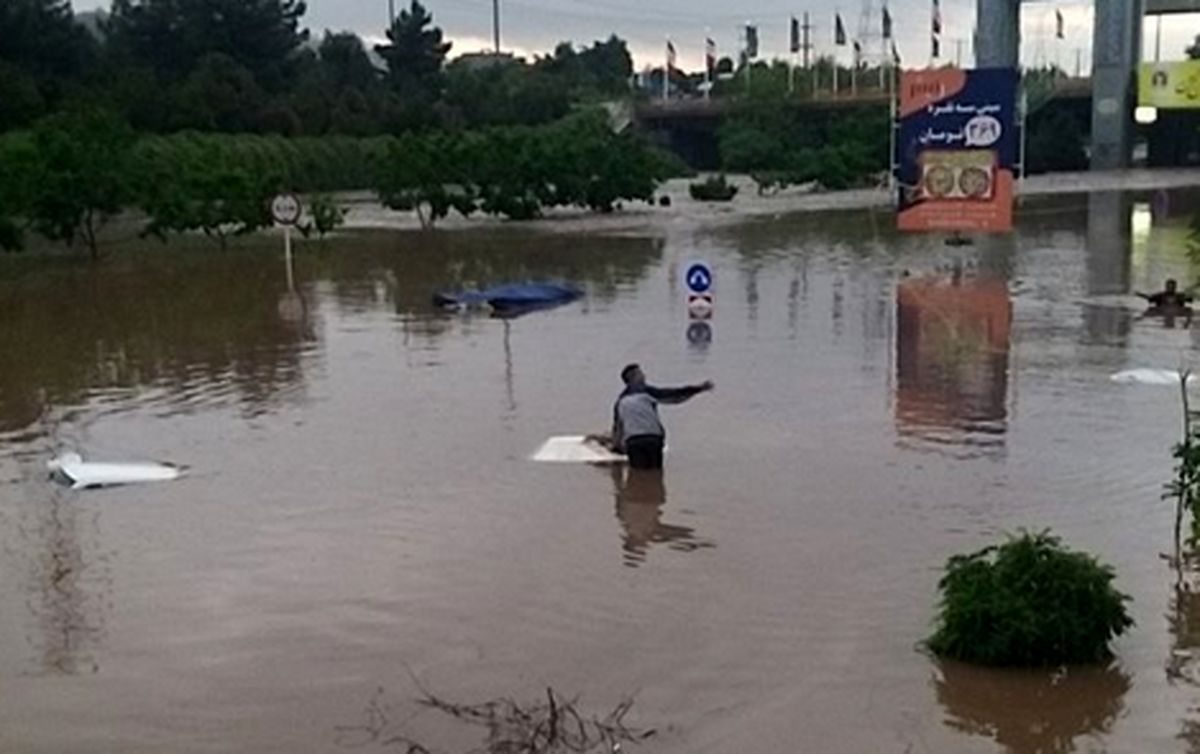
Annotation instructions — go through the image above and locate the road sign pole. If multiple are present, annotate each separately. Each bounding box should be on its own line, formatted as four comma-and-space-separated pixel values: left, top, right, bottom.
271, 193, 303, 293
284, 225, 294, 292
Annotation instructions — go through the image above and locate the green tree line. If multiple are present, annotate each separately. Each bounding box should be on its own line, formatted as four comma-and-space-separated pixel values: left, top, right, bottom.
0, 108, 671, 256
1, 0, 634, 135
718, 99, 891, 191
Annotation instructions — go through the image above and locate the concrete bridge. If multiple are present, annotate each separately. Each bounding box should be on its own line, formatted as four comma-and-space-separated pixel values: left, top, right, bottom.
978, 0, 1199, 169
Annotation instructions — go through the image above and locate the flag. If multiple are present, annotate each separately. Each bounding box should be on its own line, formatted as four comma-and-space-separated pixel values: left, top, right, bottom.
892, 41, 901, 67
932, 34, 940, 59
705, 37, 717, 75
883, 6, 893, 39
932, 0, 942, 36
835, 14, 846, 46
1055, 9, 1064, 39
791, 16, 801, 54
746, 24, 759, 59
666, 40, 677, 72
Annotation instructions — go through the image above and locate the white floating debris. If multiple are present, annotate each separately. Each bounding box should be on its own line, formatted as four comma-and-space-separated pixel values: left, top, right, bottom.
48, 452, 183, 490
1110, 369, 1195, 386
531, 436, 629, 464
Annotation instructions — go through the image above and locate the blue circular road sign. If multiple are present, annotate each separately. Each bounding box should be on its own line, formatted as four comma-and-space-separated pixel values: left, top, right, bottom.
685, 262, 713, 294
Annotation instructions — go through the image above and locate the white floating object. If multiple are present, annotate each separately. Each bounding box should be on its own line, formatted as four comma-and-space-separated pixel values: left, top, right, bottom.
48, 452, 183, 490
1110, 369, 1195, 386
531, 436, 629, 464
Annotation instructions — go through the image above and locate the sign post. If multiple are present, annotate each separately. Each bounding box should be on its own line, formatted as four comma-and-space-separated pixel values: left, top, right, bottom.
684, 261, 714, 319
684, 261, 714, 349
271, 194, 303, 291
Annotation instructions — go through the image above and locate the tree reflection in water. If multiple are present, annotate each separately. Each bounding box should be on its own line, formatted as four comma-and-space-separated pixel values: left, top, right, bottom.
933, 659, 1130, 754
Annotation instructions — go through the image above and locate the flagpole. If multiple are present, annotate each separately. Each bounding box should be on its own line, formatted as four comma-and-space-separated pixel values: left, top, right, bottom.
704, 33, 711, 100
833, 12, 840, 98
834, 50, 839, 98
852, 43, 858, 98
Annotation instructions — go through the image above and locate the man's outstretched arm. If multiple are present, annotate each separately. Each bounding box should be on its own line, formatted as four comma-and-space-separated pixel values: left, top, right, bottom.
646, 381, 714, 405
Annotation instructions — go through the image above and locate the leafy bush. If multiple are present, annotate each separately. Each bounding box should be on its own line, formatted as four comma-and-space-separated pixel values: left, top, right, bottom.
25, 109, 137, 259
136, 138, 276, 249
928, 531, 1133, 666
1026, 108, 1088, 175
303, 193, 346, 239
719, 104, 888, 191
688, 175, 739, 202
375, 110, 665, 226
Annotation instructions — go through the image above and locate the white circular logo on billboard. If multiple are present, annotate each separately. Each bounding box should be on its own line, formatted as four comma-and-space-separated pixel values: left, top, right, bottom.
271, 193, 303, 226
963, 115, 1003, 147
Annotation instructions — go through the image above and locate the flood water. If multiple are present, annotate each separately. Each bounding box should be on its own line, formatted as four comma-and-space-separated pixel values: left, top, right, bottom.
1, 190, 1199, 753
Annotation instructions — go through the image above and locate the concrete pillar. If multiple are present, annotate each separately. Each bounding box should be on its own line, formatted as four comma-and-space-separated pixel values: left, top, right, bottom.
1091, 0, 1143, 170
974, 0, 1020, 69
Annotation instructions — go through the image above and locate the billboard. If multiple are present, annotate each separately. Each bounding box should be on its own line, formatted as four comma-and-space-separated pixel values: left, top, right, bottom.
1139, 61, 1200, 109
895, 68, 1019, 233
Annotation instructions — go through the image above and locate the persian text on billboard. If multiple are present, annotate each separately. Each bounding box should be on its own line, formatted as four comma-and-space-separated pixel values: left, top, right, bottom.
895, 67, 1018, 233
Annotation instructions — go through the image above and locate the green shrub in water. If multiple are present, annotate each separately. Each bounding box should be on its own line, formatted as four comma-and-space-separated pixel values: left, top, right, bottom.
688, 175, 738, 202
302, 193, 346, 239
928, 531, 1133, 667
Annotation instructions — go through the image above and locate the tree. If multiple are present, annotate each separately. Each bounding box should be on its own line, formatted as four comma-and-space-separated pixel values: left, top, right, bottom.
1026, 108, 1088, 174
536, 36, 633, 97
319, 32, 379, 91
0, 0, 95, 120
443, 61, 570, 127
25, 109, 135, 259
1188, 34, 1200, 59
0, 62, 46, 130
0, 0, 95, 82
137, 140, 275, 249
106, 0, 309, 87
177, 53, 265, 132
0, 132, 37, 251
376, 131, 474, 229
375, 0, 451, 101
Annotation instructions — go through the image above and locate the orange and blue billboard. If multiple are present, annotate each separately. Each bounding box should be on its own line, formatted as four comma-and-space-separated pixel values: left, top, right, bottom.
896, 68, 1019, 233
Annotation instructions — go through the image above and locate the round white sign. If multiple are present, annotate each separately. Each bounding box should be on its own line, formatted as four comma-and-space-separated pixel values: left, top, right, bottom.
271, 193, 303, 226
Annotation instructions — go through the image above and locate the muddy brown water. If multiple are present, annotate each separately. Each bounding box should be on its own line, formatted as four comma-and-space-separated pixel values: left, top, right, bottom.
1, 190, 1199, 753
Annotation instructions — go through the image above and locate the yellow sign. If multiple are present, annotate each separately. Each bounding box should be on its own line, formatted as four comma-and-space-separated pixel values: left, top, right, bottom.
1140, 61, 1200, 109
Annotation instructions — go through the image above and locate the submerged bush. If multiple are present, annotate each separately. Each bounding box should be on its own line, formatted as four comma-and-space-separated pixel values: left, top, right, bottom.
928, 531, 1133, 667
688, 175, 738, 202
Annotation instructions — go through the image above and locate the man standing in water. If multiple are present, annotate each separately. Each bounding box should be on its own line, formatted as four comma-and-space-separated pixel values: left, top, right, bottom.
1138, 279, 1194, 309
610, 364, 713, 470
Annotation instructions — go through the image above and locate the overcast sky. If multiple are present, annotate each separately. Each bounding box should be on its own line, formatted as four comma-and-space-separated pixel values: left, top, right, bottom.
73, 0, 1199, 71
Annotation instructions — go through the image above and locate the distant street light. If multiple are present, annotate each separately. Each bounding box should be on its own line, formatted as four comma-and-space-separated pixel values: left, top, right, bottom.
493, 0, 501, 53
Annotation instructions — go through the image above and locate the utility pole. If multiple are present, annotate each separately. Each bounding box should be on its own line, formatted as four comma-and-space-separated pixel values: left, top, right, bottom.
388, 0, 395, 28
493, 0, 501, 53
802, 12, 813, 98
802, 12, 813, 69
1155, 14, 1162, 62
1075, 47, 1082, 77
955, 39, 964, 68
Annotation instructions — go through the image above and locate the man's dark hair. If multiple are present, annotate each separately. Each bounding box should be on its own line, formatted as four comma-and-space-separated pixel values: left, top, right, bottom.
621, 363, 641, 384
